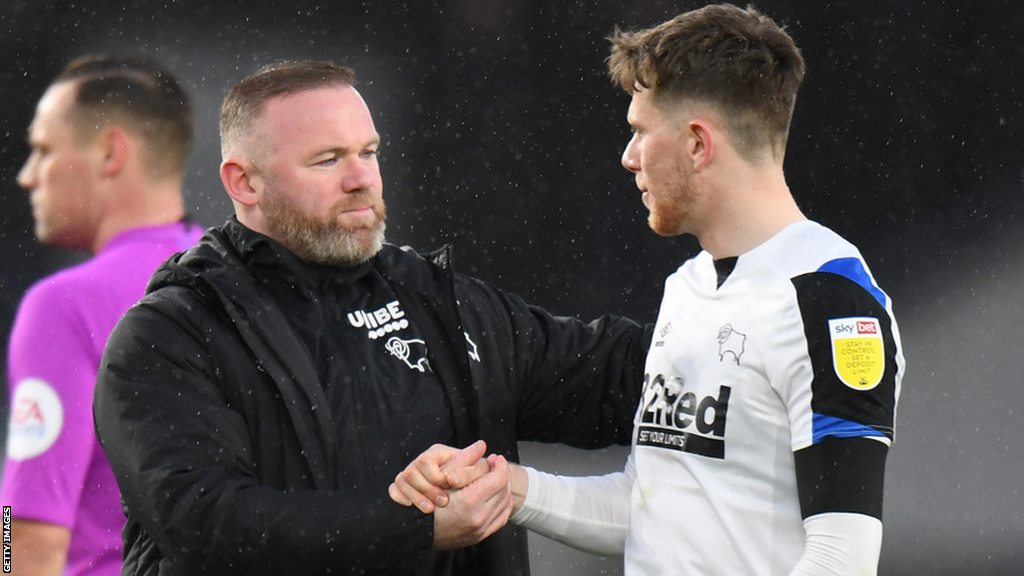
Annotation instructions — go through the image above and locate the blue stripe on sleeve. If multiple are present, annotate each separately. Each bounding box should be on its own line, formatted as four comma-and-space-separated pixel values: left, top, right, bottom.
812, 413, 886, 444
816, 257, 887, 307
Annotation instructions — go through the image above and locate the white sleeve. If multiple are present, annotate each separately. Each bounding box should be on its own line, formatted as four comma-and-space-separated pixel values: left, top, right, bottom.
789, 513, 883, 576
509, 454, 635, 556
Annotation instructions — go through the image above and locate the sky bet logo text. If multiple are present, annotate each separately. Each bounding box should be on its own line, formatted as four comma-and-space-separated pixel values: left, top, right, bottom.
637, 373, 731, 459
832, 319, 878, 337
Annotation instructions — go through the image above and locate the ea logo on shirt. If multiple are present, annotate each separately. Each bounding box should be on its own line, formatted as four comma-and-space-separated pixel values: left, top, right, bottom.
6, 378, 64, 460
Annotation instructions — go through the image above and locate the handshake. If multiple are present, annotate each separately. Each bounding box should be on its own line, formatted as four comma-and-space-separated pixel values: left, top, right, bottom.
388, 441, 528, 550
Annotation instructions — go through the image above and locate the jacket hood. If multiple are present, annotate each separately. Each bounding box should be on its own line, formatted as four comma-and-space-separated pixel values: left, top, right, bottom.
147, 227, 240, 295
147, 217, 452, 300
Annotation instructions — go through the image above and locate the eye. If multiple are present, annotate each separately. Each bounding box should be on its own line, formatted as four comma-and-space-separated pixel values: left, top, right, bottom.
316, 157, 338, 167
361, 149, 379, 160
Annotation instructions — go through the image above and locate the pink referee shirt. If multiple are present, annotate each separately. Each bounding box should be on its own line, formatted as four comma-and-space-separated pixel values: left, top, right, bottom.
2, 221, 202, 576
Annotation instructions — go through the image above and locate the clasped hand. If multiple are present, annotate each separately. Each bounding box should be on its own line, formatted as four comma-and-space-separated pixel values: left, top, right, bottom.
389, 440, 513, 550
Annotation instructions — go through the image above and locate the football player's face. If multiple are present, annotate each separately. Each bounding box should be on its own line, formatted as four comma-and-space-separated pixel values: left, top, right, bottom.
620, 88, 702, 237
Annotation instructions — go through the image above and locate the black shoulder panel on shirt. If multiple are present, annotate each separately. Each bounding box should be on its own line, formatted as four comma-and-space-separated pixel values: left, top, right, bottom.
795, 436, 888, 519
792, 271, 898, 440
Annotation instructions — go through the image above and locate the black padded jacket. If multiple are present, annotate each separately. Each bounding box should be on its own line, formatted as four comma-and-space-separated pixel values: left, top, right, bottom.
94, 219, 651, 575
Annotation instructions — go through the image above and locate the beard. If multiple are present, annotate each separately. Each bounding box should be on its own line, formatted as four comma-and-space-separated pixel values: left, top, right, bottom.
647, 195, 690, 237
644, 164, 698, 237
646, 184, 695, 237
261, 184, 387, 267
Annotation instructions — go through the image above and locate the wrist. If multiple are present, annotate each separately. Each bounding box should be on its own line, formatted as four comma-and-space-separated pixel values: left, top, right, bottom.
510, 463, 529, 514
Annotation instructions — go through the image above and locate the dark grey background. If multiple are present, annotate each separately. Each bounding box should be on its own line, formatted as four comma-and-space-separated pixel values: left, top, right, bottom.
1, 1, 1021, 574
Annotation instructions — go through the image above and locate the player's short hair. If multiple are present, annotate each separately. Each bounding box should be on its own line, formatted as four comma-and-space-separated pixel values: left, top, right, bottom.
57, 55, 195, 179
608, 3, 805, 160
220, 60, 358, 160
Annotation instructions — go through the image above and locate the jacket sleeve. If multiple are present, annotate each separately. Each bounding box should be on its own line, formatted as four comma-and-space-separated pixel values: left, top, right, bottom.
457, 276, 652, 447
93, 293, 435, 574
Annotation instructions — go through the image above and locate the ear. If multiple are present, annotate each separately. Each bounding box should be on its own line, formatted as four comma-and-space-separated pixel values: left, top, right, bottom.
688, 119, 714, 171
98, 126, 131, 178
220, 158, 261, 207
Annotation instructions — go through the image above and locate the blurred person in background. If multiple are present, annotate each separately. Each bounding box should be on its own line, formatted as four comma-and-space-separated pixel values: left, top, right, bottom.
1, 55, 203, 576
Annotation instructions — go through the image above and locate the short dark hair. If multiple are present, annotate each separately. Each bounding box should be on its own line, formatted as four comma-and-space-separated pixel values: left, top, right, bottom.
57, 55, 195, 179
608, 4, 805, 159
220, 60, 357, 158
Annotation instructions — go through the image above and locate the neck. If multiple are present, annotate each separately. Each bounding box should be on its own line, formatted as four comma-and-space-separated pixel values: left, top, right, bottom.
90, 178, 186, 254
697, 162, 804, 259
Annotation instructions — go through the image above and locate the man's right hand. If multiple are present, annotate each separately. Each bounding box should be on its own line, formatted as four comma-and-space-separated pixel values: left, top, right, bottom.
389, 440, 492, 513
431, 453, 514, 549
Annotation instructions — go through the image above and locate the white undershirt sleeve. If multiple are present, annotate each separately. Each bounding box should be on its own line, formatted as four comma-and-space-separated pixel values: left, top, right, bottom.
789, 512, 883, 576
509, 454, 635, 556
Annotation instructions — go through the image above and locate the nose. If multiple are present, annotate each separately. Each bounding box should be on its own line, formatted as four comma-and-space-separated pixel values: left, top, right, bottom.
17, 152, 38, 191
621, 133, 640, 174
342, 156, 379, 194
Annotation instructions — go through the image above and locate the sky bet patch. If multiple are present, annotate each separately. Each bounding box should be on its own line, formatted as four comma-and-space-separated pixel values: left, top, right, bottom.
828, 317, 884, 390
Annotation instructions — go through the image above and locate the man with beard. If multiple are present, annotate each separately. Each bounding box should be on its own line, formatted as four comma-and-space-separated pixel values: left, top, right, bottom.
92, 60, 650, 575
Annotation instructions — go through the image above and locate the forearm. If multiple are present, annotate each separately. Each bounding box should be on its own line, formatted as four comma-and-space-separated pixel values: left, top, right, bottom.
509, 464, 631, 555
102, 406, 434, 571
158, 483, 433, 570
789, 513, 882, 576
791, 438, 887, 575
9, 519, 70, 576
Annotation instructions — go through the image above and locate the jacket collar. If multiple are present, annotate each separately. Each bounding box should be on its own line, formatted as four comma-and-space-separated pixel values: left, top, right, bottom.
151, 216, 452, 302
147, 217, 476, 478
